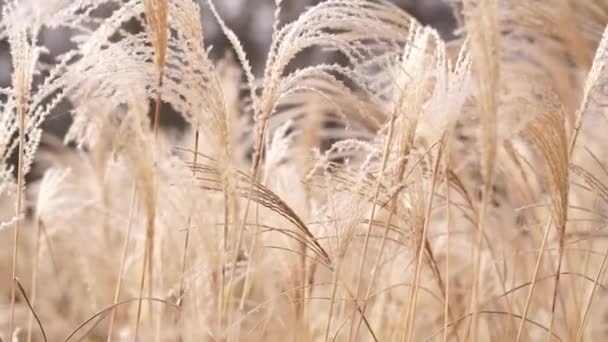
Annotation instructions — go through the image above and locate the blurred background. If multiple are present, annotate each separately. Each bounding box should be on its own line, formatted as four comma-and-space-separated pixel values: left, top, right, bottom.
0, 0, 456, 138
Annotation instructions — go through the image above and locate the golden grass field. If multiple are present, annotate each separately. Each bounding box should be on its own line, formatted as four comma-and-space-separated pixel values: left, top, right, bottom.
2, 0, 608, 341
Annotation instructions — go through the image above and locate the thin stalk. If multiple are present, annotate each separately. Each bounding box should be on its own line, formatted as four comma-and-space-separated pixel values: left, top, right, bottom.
153, 73, 164, 138
463, 0, 499, 336
324, 260, 342, 342
154, 232, 164, 342
353, 196, 397, 341
219, 189, 230, 333
9, 91, 27, 338
175, 127, 199, 329
467, 181, 493, 341
573, 243, 592, 342
347, 109, 400, 342
26, 219, 43, 342
107, 185, 137, 342
222, 201, 246, 324
547, 239, 565, 342
443, 162, 452, 342
65, 298, 179, 342
222, 128, 267, 324
354, 138, 447, 341
15, 277, 46, 342
575, 241, 608, 341
134, 243, 151, 340
544, 103, 582, 341
516, 217, 553, 341
135, 56, 165, 341
403, 136, 446, 342
239, 199, 261, 311
135, 190, 157, 340
564, 246, 582, 341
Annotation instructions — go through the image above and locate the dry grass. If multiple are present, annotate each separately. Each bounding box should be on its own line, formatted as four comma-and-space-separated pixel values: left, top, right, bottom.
2, 0, 608, 341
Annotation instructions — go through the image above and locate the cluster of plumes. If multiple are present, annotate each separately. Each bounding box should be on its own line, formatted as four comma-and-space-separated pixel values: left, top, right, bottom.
2, 0, 608, 341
